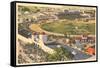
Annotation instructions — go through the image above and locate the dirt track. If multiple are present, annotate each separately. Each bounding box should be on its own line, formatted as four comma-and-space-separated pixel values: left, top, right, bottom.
29, 24, 64, 36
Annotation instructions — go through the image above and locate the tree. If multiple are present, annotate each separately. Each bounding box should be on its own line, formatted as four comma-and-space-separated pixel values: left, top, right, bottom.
22, 7, 30, 12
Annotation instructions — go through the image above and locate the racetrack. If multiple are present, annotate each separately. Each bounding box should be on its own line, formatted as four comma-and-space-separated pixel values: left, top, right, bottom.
29, 24, 64, 36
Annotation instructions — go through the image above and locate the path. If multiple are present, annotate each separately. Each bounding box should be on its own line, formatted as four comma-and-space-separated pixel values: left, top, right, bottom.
18, 34, 55, 54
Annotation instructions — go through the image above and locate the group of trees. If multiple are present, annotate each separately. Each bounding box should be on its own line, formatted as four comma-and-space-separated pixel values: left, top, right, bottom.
18, 6, 40, 13
18, 42, 74, 64
46, 46, 74, 61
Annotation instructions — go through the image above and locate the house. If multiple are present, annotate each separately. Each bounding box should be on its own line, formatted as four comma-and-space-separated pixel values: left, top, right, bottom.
32, 32, 48, 43
18, 29, 32, 38
84, 44, 95, 55
73, 35, 95, 43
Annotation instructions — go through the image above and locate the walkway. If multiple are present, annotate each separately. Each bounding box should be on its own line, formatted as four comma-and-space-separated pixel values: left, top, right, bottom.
18, 34, 55, 54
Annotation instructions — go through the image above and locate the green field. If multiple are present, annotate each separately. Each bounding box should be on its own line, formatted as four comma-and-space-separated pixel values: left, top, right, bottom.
40, 21, 95, 35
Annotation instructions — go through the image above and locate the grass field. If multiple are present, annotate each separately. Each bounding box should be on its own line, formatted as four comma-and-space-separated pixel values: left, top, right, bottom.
40, 21, 95, 35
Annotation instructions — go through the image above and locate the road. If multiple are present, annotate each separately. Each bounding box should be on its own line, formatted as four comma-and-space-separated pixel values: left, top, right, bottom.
18, 34, 55, 54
